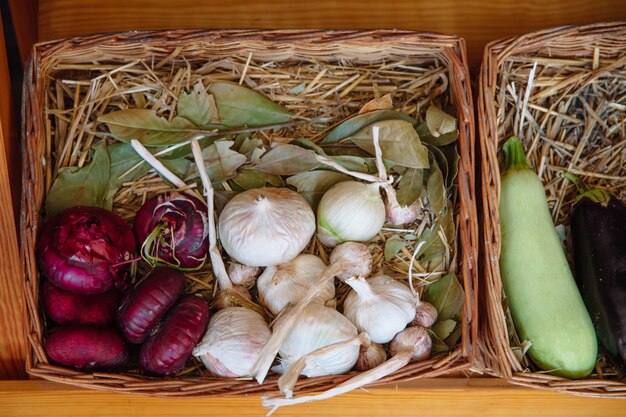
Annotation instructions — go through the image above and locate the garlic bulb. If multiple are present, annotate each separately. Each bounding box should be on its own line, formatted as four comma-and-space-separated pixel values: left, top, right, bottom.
218, 187, 315, 267
273, 303, 359, 378
382, 183, 423, 226
343, 275, 416, 344
192, 307, 271, 377
329, 241, 372, 280
390, 326, 432, 362
412, 300, 438, 328
257, 254, 334, 315
317, 181, 386, 247
354, 342, 387, 371
227, 263, 260, 288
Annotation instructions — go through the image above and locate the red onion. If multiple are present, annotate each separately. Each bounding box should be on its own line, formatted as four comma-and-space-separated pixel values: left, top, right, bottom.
41, 280, 122, 326
117, 267, 186, 344
140, 295, 210, 375
37, 206, 136, 294
134, 192, 209, 270
45, 326, 129, 371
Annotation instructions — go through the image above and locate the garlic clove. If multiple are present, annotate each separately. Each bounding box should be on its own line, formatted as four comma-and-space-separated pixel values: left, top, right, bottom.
317, 181, 386, 247
214, 285, 253, 310
329, 241, 372, 281
257, 254, 334, 315
218, 187, 315, 267
227, 263, 260, 288
412, 300, 438, 328
382, 183, 424, 226
193, 307, 271, 377
343, 275, 416, 344
389, 326, 432, 363
354, 342, 387, 371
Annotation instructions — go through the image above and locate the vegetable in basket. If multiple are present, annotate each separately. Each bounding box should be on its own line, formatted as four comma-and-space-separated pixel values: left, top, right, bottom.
37, 206, 136, 294
498, 136, 597, 378
568, 175, 626, 371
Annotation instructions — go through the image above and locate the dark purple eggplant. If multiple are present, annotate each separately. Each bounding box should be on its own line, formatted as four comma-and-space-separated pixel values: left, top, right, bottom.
569, 176, 626, 371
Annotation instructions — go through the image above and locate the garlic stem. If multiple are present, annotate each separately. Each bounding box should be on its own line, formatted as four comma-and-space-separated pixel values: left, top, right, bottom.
191, 139, 232, 292
263, 350, 413, 415
371, 125, 388, 181
315, 155, 383, 183
251, 262, 343, 383
344, 276, 377, 301
122, 139, 198, 180
130, 139, 187, 188
278, 332, 370, 399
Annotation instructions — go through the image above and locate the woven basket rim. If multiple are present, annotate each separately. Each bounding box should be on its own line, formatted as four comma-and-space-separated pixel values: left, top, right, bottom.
478, 22, 626, 396
20, 28, 478, 397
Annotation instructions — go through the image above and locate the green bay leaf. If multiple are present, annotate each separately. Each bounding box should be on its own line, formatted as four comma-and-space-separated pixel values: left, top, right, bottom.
321, 110, 417, 144
432, 319, 457, 341
384, 235, 406, 261
46, 141, 110, 217
208, 82, 292, 127
99, 109, 198, 147
396, 168, 424, 207
286, 170, 349, 208
423, 273, 465, 321
349, 119, 429, 169
251, 143, 319, 176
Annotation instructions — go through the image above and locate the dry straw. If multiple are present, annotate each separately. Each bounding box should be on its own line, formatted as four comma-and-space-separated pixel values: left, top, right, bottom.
21, 30, 477, 396
479, 23, 626, 396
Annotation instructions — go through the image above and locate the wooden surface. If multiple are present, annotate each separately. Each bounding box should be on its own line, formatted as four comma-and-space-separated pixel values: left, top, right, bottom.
38, 0, 626, 66
8, 0, 38, 64
2, 379, 626, 417
0, 10, 27, 380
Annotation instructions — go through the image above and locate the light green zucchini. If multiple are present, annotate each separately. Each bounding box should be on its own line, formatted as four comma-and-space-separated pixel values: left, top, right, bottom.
499, 136, 597, 379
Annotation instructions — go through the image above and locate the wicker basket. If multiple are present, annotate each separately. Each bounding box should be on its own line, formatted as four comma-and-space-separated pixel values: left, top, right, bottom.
478, 23, 626, 396
21, 30, 477, 397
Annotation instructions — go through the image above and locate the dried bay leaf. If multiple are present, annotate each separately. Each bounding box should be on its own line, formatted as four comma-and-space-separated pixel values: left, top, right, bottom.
208, 82, 292, 127
416, 122, 459, 147
432, 319, 457, 341
46, 141, 110, 216
425, 106, 457, 138
286, 170, 349, 208
349, 119, 429, 169
177, 87, 220, 127
428, 330, 450, 355
233, 169, 275, 190
251, 143, 319, 176
326, 156, 368, 173
440, 144, 460, 188
423, 273, 465, 322
320, 110, 417, 144
396, 168, 423, 207
358, 94, 393, 114
99, 109, 198, 147
425, 156, 447, 216
290, 137, 326, 155
186, 140, 247, 182
238, 137, 265, 159
384, 236, 406, 261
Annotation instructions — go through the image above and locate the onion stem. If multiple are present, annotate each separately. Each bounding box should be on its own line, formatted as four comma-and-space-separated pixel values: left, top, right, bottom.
130, 139, 187, 188
190, 139, 233, 292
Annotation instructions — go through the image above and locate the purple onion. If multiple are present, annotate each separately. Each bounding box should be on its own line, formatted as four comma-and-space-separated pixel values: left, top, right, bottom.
117, 267, 186, 344
139, 295, 210, 376
134, 192, 209, 270
37, 206, 136, 294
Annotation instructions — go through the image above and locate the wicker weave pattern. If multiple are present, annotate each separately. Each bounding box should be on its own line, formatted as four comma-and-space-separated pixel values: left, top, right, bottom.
21, 29, 477, 397
478, 22, 626, 396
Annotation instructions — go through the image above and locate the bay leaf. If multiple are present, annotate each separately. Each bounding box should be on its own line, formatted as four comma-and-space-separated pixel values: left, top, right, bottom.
214, 190, 240, 214
440, 144, 460, 188
384, 235, 406, 261
432, 319, 457, 341
416, 122, 459, 147
286, 170, 349, 208
426, 144, 448, 184
364, 158, 395, 175
326, 156, 368, 173
322, 145, 371, 158
428, 330, 450, 355
233, 168, 270, 190
425, 106, 457, 137
396, 168, 423, 207
417, 207, 455, 265
423, 273, 465, 321
99, 109, 198, 146
177, 87, 220, 127
251, 143, 319, 176
238, 137, 265, 159
445, 320, 463, 347
349, 119, 429, 169
157, 135, 220, 160
186, 140, 247, 182
425, 157, 447, 216
208, 82, 292, 127
290, 137, 326, 155
320, 110, 417, 144
358, 94, 393, 114
46, 141, 110, 217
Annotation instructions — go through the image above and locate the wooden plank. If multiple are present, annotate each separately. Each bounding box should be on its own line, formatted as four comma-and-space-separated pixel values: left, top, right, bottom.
2, 379, 626, 416
38, 0, 626, 66
8, 0, 38, 64
0, 10, 27, 380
